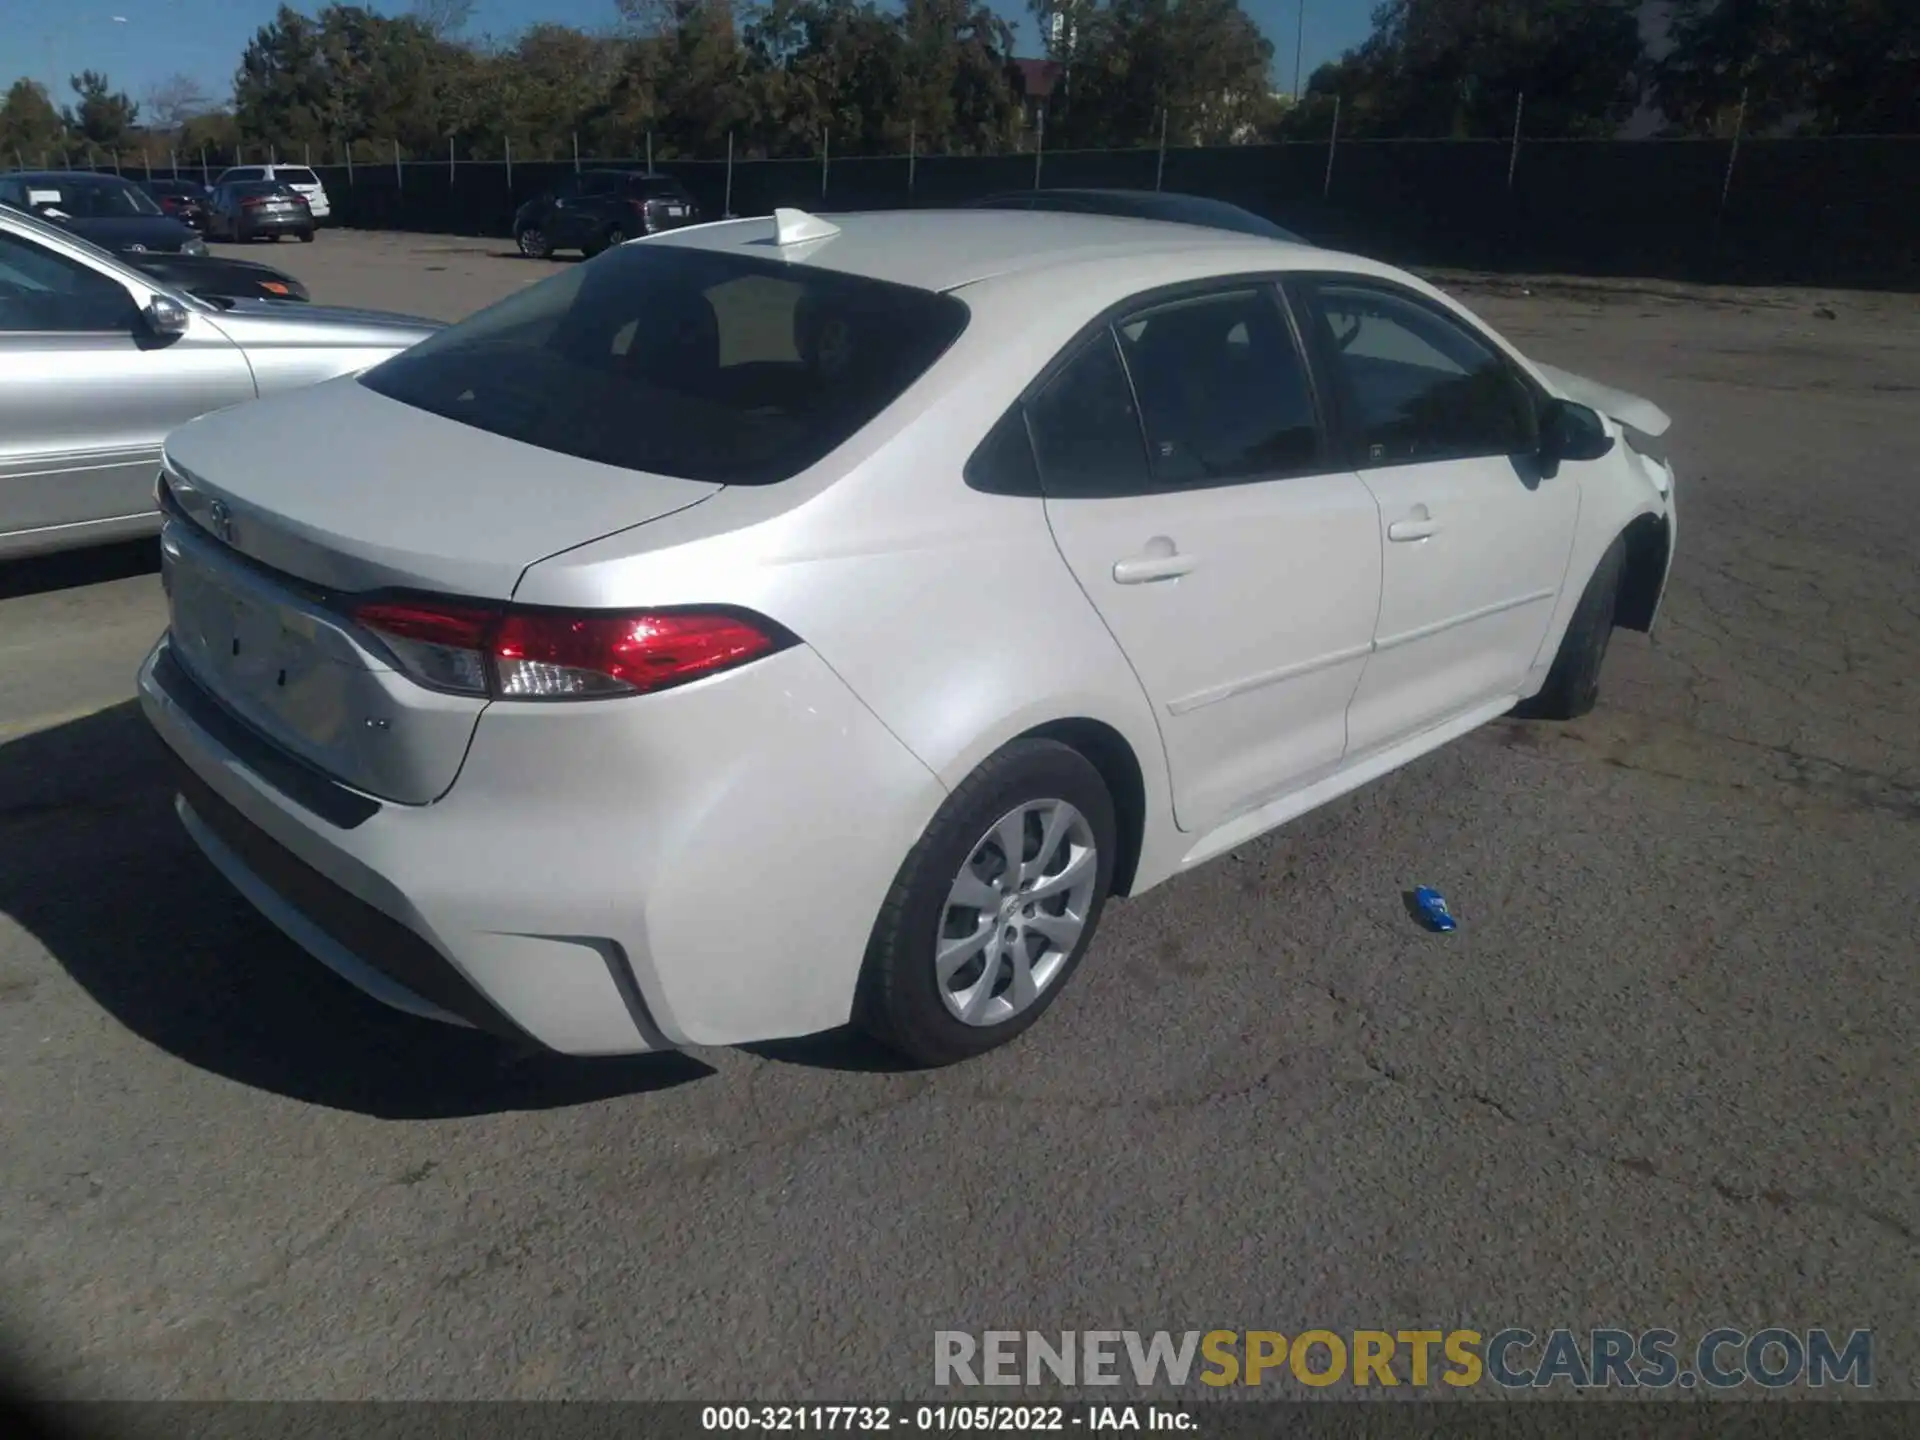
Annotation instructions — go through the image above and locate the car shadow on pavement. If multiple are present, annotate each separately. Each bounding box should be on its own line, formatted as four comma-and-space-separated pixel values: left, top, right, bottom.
0, 539, 160, 601
742, 1028, 925, 1074
0, 701, 714, 1118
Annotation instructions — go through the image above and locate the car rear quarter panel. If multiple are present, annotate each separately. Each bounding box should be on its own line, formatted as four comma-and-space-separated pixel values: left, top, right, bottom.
513, 276, 1194, 893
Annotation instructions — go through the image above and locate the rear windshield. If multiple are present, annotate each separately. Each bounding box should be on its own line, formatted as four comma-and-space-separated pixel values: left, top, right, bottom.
235, 182, 296, 196
633, 178, 688, 198
358, 243, 970, 485
275, 168, 320, 187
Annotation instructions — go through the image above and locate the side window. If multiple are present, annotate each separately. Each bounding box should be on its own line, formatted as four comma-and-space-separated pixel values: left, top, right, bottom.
579, 173, 620, 197
0, 231, 135, 333
1113, 287, 1322, 486
964, 406, 1042, 496
1309, 282, 1537, 465
1024, 330, 1151, 499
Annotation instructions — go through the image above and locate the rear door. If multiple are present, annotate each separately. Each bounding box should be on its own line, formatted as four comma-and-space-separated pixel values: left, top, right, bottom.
1294, 276, 1580, 756
0, 225, 253, 544
1033, 282, 1383, 836
544, 174, 595, 247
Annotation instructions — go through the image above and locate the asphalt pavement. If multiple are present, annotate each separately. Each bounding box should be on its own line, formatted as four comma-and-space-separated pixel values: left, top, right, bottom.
1, 232, 1914, 1401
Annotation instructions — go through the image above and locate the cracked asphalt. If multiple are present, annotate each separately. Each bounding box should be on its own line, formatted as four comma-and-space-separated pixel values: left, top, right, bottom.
1, 234, 1914, 1401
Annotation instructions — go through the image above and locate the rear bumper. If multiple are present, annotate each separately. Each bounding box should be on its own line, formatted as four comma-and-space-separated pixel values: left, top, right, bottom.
238, 216, 312, 235
139, 632, 946, 1056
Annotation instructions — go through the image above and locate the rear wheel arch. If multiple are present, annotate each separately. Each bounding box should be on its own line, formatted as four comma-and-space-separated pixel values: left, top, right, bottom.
1614, 511, 1671, 633
1018, 717, 1147, 898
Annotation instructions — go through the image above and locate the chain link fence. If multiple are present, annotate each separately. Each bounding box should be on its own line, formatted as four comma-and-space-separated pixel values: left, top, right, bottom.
10, 130, 1918, 288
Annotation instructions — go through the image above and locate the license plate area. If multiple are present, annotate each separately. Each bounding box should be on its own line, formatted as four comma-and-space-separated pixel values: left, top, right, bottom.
159, 519, 489, 805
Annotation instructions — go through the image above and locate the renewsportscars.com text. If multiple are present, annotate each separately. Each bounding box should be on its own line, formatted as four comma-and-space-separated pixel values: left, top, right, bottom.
934, 1328, 1874, 1390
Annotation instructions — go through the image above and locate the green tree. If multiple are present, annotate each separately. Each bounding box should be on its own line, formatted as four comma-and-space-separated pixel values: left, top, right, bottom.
0, 79, 69, 162
1656, 0, 1920, 136
64, 70, 140, 148
1292, 0, 1643, 139
1033, 0, 1279, 149
234, 4, 472, 156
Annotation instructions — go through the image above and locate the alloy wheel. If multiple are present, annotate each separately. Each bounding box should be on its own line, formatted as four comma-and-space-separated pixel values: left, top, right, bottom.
935, 799, 1098, 1027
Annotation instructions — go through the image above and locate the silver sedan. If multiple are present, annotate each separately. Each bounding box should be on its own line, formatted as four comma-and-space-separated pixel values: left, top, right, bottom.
0, 204, 439, 560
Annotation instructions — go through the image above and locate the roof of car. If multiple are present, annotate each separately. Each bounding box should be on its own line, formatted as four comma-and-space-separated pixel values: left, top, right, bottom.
648, 208, 1311, 293
7, 170, 137, 185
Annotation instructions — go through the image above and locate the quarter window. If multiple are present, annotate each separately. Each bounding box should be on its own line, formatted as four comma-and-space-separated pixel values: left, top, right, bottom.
1309, 283, 1537, 465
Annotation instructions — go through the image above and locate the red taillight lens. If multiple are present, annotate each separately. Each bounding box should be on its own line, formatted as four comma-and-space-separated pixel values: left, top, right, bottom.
241, 197, 264, 208
349, 600, 788, 701
352, 600, 499, 695
493, 610, 782, 698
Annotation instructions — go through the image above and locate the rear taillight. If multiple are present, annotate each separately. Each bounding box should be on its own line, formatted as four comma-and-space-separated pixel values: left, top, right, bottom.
349, 599, 791, 701
241, 197, 264, 209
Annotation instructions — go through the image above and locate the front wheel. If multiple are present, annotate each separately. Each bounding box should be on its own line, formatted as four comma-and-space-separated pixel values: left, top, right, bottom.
515, 226, 552, 260
1514, 535, 1626, 721
857, 739, 1116, 1067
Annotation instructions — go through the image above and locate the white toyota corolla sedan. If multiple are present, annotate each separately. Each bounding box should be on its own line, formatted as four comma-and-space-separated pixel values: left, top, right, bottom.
138, 206, 1676, 1066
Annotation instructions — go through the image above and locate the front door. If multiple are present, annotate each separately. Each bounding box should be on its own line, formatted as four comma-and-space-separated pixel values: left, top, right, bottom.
0, 228, 254, 545
1294, 278, 1581, 756
1032, 283, 1384, 836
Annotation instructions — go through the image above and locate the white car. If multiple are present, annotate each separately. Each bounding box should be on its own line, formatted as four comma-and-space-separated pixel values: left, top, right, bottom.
213, 165, 331, 223
137, 207, 1676, 1066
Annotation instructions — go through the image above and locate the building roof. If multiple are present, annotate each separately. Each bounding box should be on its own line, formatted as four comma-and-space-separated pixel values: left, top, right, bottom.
1011, 58, 1063, 100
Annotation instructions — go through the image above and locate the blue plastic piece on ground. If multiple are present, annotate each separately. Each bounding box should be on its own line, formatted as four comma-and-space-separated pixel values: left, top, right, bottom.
1413, 886, 1457, 932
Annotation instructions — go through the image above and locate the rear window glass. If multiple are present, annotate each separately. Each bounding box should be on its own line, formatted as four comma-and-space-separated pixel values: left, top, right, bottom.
275, 168, 320, 187
358, 243, 970, 485
634, 178, 688, 198
235, 182, 295, 196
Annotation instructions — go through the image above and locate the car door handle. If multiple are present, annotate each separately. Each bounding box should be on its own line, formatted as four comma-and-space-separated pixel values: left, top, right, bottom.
1387, 518, 1440, 542
1112, 552, 1197, 584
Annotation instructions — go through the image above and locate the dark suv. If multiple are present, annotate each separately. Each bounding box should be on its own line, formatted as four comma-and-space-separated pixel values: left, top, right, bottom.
513, 170, 702, 259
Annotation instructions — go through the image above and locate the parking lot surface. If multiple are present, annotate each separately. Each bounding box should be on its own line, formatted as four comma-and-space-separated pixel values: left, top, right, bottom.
1, 232, 1915, 1400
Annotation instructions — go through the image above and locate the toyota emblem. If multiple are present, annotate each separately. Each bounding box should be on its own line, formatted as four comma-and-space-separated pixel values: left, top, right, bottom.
208, 499, 234, 544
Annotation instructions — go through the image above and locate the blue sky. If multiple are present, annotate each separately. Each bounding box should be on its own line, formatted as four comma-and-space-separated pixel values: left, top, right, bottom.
3, 0, 1378, 113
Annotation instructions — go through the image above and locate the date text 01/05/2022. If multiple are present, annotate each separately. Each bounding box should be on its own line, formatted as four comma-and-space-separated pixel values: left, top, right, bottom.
701, 1406, 1193, 1431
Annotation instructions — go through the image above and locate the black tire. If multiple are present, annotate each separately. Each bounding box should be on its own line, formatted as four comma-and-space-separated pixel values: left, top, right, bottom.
515, 226, 552, 260
856, 738, 1117, 1067
1513, 535, 1627, 721
297, 228, 314, 243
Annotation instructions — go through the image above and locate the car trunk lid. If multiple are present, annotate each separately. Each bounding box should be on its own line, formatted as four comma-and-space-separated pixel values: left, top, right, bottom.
159, 375, 720, 802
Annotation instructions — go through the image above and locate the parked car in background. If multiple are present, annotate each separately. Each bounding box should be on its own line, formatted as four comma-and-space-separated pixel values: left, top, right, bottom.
143, 178, 211, 231
213, 164, 331, 222
513, 170, 702, 258
120, 249, 311, 304
0, 171, 208, 256
137, 206, 1675, 1070
205, 181, 315, 243
966, 188, 1310, 244
0, 203, 436, 559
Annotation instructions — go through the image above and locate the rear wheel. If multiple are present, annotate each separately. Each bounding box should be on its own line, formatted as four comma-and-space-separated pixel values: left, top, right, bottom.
857, 739, 1116, 1067
1514, 535, 1627, 721
297, 228, 314, 243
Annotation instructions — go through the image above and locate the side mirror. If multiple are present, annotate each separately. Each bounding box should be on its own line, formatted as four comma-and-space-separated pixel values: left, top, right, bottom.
1538, 398, 1615, 466
143, 295, 190, 338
